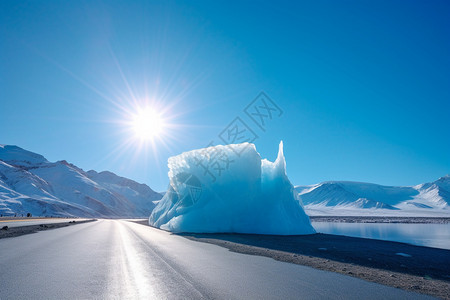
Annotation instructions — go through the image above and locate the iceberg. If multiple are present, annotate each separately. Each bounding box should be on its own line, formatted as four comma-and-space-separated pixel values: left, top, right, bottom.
149, 141, 315, 235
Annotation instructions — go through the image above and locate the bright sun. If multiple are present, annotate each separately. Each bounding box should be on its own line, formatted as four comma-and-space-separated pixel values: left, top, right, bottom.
131, 107, 165, 140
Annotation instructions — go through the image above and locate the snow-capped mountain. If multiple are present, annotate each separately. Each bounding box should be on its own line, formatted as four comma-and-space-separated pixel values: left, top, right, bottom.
0, 145, 162, 217
296, 176, 450, 216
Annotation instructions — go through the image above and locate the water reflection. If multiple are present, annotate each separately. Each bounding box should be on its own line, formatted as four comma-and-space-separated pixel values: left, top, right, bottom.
312, 222, 450, 250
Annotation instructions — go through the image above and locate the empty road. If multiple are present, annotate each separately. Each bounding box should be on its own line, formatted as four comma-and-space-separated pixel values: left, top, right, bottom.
0, 220, 433, 299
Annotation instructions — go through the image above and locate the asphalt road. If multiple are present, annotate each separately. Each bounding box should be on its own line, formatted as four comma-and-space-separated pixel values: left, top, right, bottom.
0, 220, 434, 299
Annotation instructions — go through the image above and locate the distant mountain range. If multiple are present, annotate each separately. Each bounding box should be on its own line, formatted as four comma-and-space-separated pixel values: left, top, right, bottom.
1, 144, 448, 218
0, 145, 162, 217
296, 176, 450, 216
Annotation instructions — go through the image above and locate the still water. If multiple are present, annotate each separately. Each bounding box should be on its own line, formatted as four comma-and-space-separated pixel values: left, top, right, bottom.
312, 222, 450, 250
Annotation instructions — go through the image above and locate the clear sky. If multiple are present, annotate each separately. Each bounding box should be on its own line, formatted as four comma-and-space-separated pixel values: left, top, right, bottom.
1, 0, 449, 192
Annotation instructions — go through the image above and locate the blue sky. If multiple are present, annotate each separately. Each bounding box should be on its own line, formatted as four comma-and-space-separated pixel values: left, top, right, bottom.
1, 0, 449, 191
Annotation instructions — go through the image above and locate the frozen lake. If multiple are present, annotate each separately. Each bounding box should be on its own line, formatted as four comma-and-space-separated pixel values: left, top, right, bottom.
312, 222, 450, 250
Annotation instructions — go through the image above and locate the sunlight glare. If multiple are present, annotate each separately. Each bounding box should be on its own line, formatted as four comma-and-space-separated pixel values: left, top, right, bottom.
131, 107, 165, 141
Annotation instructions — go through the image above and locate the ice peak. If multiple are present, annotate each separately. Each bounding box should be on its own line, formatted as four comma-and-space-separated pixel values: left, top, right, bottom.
276, 140, 284, 161
274, 140, 286, 175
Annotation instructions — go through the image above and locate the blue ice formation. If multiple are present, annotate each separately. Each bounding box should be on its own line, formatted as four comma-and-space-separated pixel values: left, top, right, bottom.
149, 141, 315, 235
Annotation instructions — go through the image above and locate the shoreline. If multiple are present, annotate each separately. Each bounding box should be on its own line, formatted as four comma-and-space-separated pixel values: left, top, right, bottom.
310, 216, 450, 224
131, 220, 450, 299
180, 232, 450, 299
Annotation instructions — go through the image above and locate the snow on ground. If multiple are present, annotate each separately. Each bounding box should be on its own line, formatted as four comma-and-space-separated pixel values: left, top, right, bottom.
149, 142, 315, 235
296, 176, 450, 217
305, 205, 450, 217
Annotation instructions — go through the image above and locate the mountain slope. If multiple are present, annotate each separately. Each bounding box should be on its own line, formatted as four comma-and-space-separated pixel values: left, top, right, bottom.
0, 145, 162, 217
296, 176, 450, 216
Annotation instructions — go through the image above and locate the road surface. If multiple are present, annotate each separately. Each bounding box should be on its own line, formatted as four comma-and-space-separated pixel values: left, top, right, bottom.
0, 220, 433, 299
